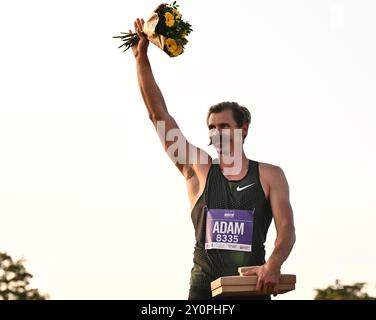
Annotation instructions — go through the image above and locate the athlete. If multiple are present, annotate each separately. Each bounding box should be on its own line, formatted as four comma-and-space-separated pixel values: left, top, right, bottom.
131, 18, 296, 300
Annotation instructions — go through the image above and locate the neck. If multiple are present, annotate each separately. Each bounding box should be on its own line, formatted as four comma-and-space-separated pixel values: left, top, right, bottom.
218, 150, 248, 177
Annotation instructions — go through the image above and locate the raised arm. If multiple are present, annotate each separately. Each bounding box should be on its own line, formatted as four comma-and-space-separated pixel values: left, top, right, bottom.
131, 18, 211, 179
132, 19, 168, 123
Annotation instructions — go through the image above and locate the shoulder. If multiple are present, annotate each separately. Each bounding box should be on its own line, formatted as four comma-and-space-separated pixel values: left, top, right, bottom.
258, 162, 288, 188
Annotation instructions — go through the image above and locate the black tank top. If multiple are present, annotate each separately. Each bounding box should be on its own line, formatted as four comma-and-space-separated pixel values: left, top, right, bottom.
190, 159, 273, 289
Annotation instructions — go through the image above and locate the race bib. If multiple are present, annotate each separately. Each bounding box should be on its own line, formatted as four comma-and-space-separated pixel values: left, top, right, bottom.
205, 208, 254, 252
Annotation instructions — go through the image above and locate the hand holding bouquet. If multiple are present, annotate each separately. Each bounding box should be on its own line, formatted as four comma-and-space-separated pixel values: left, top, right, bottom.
113, 2, 192, 57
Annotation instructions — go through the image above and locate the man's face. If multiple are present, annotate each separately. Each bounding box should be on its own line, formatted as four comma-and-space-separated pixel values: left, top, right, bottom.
207, 110, 247, 155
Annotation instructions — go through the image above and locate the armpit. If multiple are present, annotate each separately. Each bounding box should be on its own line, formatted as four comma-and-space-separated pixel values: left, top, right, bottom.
185, 165, 196, 180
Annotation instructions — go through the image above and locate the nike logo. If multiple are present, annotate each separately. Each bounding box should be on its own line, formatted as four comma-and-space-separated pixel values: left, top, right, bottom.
236, 183, 256, 192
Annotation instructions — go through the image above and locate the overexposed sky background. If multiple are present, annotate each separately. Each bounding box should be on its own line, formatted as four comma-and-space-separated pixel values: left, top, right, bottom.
1, 0, 376, 300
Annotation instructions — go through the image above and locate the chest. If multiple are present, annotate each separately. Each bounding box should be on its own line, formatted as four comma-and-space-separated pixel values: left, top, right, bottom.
206, 168, 269, 210
227, 177, 257, 201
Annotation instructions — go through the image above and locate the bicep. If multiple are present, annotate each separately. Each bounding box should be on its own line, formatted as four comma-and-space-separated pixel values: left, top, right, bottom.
268, 167, 295, 234
152, 112, 211, 178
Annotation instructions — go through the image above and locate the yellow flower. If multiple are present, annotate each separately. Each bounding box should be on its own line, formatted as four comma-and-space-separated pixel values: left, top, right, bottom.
164, 12, 175, 27
172, 44, 183, 57
165, 38, 178, 53
165, 38, 183, 57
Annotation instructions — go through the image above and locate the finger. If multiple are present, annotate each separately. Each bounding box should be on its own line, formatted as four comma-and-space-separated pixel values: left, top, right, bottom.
242, 269, 258, 276
273, 284, 278, 296
137, 19, 147, 39
134, 19, 142, 37
274, 280, 280, 295
141, 18, 145, 28
134, 21, 139, 36
263, 282, 270, 294
256, 278, 263, 292
241, 266, 259, 276
137, 18, 144, 33
268, 283, 276, 295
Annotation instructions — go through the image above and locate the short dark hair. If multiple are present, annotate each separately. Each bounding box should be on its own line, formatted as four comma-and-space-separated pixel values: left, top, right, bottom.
206, 101, 251, 128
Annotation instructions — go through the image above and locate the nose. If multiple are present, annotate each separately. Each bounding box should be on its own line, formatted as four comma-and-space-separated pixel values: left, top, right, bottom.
209, 128, 220, 137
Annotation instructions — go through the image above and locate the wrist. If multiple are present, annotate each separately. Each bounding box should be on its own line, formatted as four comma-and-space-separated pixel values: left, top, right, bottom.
136, 53, 149, 63
266, 257, 282, 270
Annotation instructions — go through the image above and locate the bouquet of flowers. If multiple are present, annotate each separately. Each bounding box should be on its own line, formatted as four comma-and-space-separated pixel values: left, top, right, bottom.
113, 2, 192, 57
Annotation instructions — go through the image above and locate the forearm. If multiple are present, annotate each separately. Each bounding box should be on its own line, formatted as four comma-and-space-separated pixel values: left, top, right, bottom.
136, 55, 168, 120
267, 227, 296, 269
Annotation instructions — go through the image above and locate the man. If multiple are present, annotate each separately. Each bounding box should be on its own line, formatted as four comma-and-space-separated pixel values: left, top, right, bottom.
131, 18, 296, 300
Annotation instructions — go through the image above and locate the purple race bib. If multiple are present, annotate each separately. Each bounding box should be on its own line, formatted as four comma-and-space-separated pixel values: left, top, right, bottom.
205, 208, 254, 252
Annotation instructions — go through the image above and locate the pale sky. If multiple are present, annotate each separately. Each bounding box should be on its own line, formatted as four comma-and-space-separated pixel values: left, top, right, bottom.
1, 0, 376, 300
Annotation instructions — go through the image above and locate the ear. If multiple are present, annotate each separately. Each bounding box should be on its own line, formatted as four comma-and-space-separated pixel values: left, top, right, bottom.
242, 124, 249, 139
